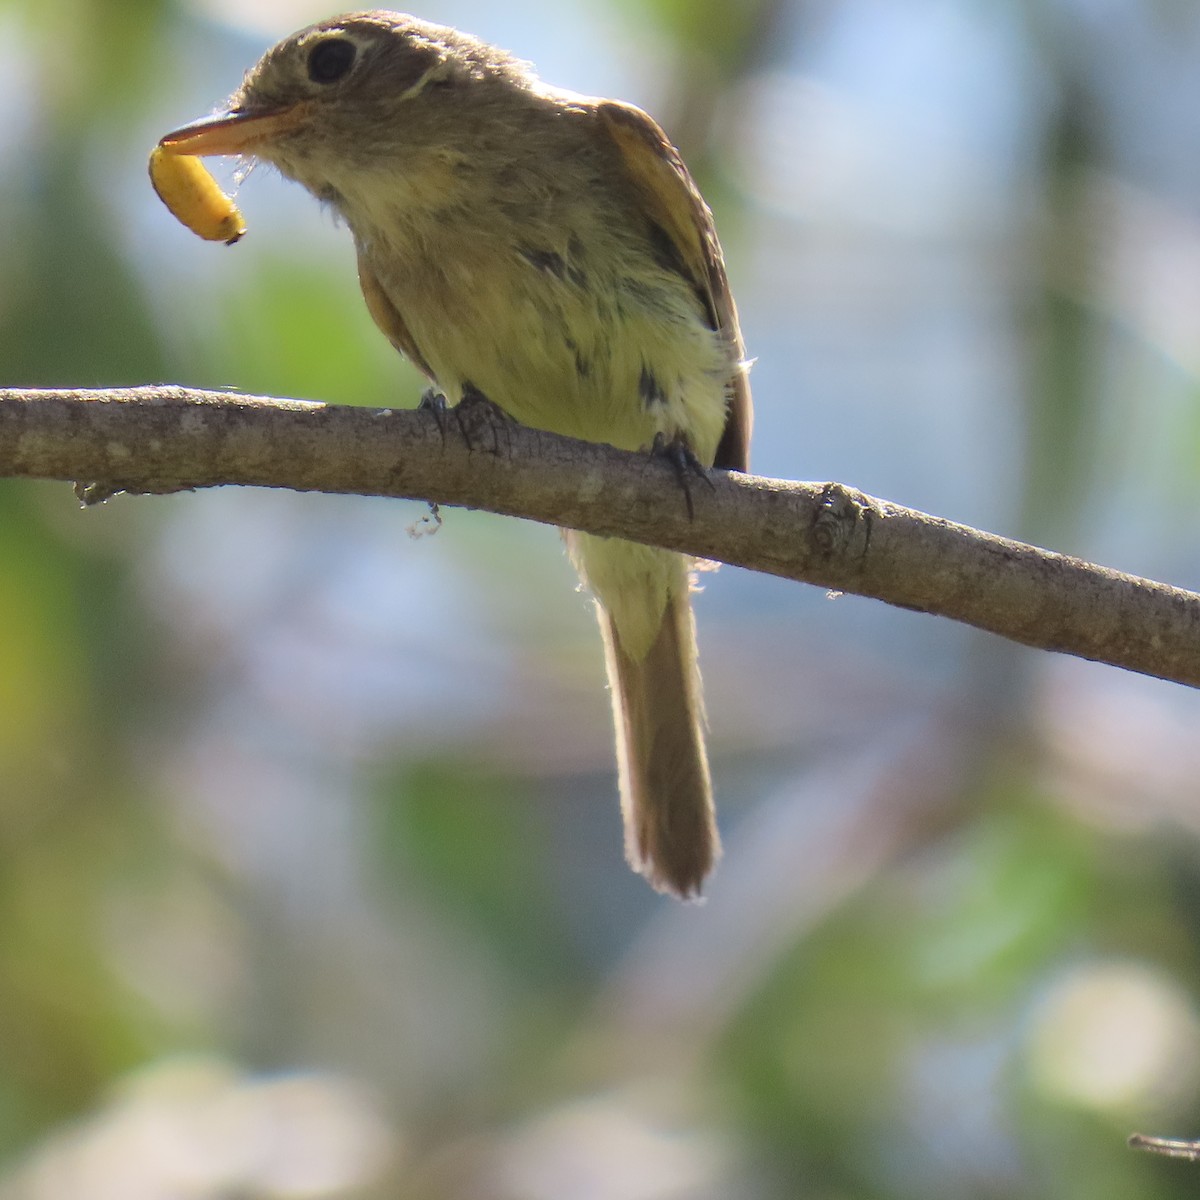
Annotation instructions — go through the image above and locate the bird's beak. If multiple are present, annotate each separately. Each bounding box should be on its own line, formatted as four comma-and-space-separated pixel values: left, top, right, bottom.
157, 103, 312, 156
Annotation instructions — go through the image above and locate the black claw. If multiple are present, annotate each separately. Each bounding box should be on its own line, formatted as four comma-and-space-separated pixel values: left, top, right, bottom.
418, 387, 451, 439
417, 386, 449, 413
650, 434, 713, 521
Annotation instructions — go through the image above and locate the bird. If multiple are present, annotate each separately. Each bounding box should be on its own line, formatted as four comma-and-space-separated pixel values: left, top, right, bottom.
158, 10, 752, 898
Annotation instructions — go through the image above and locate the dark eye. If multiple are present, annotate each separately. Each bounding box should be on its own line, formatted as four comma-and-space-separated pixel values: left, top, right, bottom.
307, 38, 356, 84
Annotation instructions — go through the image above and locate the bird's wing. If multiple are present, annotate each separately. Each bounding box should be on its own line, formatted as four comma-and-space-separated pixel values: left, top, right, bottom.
355, 242, 437, 381
596, 99, 752, 472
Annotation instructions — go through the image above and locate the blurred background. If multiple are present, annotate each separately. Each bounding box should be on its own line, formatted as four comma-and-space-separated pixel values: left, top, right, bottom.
3, 0, 1200, 1195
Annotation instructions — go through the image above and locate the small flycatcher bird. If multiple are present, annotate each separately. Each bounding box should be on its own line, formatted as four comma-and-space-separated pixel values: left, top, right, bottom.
159, 11, 752, 898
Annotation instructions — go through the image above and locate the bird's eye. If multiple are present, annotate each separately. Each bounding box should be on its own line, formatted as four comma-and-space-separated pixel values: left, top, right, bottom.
307, 37, 356, 84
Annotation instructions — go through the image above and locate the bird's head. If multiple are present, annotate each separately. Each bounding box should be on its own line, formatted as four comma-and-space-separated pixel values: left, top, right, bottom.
158, 11, 532, 204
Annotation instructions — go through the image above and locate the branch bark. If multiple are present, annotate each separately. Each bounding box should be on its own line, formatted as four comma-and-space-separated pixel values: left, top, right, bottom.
3, 386, 1198, 688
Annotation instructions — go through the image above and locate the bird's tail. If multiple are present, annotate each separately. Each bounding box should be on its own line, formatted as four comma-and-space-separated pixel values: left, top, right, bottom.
568, 532, 719, 898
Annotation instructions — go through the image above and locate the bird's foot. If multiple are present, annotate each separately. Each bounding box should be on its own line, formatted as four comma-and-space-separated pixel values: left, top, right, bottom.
454, 383, 515, 455
650, 433, 713, 521
417, 387, 451, 439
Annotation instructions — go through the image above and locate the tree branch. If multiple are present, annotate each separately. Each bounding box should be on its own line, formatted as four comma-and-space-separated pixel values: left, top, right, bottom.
3, 386, 1198, 688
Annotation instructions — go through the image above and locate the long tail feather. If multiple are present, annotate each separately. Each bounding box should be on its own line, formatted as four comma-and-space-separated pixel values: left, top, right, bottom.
570, 533, 719, 897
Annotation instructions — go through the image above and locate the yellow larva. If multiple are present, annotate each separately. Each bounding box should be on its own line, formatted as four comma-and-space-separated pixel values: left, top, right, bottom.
149, 146, 246, 245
